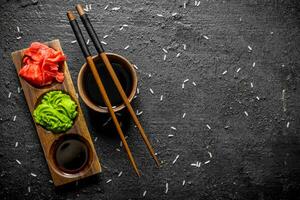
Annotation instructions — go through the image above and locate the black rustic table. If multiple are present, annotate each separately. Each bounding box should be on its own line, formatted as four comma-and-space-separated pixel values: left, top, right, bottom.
1, 0, 299, 199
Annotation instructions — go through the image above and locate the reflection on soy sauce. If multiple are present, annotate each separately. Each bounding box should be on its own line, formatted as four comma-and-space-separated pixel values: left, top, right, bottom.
55, 138, 89, 173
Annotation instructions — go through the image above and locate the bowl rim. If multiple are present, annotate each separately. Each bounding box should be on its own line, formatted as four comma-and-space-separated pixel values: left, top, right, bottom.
77, 53, 137, 113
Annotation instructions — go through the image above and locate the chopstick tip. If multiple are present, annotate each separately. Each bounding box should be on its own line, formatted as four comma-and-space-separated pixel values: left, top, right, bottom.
76, 4, 85, 16
154, 156, 160, 168
67, 11, 76, 21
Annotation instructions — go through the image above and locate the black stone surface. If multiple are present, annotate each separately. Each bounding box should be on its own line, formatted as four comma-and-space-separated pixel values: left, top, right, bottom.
0, 0, 300, 199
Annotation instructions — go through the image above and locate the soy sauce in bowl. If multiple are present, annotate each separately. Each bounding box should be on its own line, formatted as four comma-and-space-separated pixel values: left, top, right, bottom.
83, 62, 132, 107
55, 138, 89, 173
77, 53, 137, 113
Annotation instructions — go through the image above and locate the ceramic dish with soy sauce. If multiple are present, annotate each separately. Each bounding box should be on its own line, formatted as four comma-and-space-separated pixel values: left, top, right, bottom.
77, 53, 137, 113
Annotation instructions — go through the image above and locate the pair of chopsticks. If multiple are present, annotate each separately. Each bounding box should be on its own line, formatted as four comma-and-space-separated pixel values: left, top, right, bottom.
67, 4, 159, 176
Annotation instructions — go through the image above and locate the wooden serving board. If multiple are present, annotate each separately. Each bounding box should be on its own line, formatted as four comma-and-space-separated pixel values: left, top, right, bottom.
11, 39, 101, 186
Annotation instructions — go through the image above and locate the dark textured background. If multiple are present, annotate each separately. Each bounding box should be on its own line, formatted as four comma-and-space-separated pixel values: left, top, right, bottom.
0, 0, 300, 199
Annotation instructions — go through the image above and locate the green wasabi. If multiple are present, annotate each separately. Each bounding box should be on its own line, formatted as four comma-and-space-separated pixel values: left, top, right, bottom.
33, 91, 78, 133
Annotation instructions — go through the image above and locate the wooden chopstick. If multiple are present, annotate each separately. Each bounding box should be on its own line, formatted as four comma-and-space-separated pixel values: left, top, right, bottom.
67, 11, 141, 177
76, 4, 160, 167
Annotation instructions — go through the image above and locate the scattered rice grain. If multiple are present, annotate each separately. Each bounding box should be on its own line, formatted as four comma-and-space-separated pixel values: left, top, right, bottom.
204, 160, 210, 164
197, 161, 201, 167
172, 155, 180, 164
136, 110, 143, 116
16, 159, 21, 165
106, 179, 112, 183
124, 45, 130, 50
149, 88, 154, 94
111, 7, 120, 11
206, 124, 211, 130
133, 64, 138, 70
222, 70, 227, 75
208, 151, 212, 158
248, 45, 252, 51
171, 126, 177, 131
244, 111, 249, 116
118, 171, 123, 177
143, 190, 147, 197
165, 182, 169, 194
